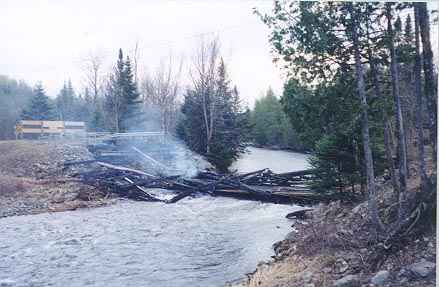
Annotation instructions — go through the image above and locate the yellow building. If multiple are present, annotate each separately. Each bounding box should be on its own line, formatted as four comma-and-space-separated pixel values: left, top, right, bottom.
15, 120, 86, 139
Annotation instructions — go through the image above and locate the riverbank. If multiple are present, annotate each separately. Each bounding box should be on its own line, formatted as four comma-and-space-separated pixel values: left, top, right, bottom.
0, 140, 114, 218
227, 175, 436, 286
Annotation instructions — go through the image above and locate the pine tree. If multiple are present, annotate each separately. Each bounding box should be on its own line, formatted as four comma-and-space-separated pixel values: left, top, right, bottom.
104, 49, 141, 132
56, 80, 76, 120
121, 56, 141, 132
21, 83, 56, 120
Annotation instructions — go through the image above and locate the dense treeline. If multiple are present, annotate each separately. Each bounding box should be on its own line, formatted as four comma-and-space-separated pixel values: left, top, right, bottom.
249, 87, 303, 151
258, 1, 437, 236
0, 76, 33, 139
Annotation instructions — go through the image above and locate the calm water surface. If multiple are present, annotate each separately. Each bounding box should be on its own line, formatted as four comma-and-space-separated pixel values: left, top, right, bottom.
0, 147, 309, 287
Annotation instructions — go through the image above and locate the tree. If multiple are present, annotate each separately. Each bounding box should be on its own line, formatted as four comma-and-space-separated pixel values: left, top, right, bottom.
258, 0, 437, 239
178, 40, 246, 172
104, 49, 141, 132
385, 2, 409, 220
413, 5, 428, 195
55, 80, 76, 121
141, 55, 183, 133
121, 56, 142, 132
21, 83, 56, 121
0, 76, 33, 139
350, 2, 385, 232
251, 88, 302, 150
417, 2, 437, 171
82, 52, 106, 131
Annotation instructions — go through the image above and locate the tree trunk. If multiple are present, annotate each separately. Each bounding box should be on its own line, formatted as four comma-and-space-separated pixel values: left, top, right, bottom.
366, 34, 398, 194
350, 4, 385, 233
414, 5, 429, 194
386, 3, 408, 221
417, 2, 437, 171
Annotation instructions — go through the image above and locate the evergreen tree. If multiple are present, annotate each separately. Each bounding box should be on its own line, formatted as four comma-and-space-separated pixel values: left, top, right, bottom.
21, 83, 56, 120
178, 55, 246, 172
104, 49, 141, 132
0, 75, 33, 139
56, 80, 75, 120
251, 88, 302, 150
121, 56, 141, 132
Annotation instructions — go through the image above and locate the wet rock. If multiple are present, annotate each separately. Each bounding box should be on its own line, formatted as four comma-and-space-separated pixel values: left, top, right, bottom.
334, 258, 349, 274
302, 270, 313, 283
333, 274, 360, 287
407, 260, 435, 278
370, 270, 389, 286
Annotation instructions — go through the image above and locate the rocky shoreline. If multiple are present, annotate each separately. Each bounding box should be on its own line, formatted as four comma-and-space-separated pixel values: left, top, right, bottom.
226, 182, 436, 287
0, 140, 114, 218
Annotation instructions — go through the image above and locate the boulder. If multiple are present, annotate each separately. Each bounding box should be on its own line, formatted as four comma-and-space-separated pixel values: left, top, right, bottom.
302, 270, 313, 283
334, 274, 360, 287
370, 270, 390, 286
407, 260, 435, 278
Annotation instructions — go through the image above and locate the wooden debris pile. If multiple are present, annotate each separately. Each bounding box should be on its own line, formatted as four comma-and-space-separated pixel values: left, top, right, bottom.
63, 158, 329, 204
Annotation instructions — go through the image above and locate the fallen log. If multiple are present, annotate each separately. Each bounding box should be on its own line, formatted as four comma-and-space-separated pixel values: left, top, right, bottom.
124, 177, 163, 202
285, 208, 313, 219
277, 169, 316, 178
63, 159, 98, 167
96, 161, 157, 178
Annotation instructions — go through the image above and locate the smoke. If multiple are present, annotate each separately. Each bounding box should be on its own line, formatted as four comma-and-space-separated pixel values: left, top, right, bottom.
114, 104, 211, 178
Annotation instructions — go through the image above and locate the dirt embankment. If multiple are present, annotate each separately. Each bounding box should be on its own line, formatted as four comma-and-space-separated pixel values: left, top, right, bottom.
227, 178, 436, 287
0, 140, 114, 218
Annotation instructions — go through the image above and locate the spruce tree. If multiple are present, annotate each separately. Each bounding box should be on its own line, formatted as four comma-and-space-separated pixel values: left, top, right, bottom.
21, 83, 56, 120
121, 56, 141, 132
104, 49, 141, 132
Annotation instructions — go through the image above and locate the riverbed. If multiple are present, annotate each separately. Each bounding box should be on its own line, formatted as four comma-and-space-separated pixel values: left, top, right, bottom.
0, 147, 309, 287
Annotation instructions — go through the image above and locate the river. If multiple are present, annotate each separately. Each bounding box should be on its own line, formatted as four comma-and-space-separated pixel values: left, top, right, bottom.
0, 147, 310, 287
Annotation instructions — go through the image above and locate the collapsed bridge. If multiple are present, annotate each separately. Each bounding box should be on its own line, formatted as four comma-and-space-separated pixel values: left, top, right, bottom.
62, 140, 339, 204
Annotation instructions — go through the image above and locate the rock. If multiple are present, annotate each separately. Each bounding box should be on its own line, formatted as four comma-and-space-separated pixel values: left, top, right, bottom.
334, 258, 349, 274
286, 208, 313, 219
302, 270, 313, 283
333, 275, 360, 287
370, 270, 390, 286
285, 230, 297, 240
407, 260, 435, 278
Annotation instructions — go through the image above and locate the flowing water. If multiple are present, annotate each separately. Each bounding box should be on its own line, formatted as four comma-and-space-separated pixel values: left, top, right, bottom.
0, 147, 310, 287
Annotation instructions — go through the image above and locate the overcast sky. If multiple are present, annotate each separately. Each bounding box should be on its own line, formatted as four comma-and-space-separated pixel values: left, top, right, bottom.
2, 1, 438, 107
1, 0, 285, 107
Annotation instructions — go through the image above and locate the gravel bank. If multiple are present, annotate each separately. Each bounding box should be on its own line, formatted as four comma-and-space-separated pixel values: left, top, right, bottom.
0, 140, 115, 218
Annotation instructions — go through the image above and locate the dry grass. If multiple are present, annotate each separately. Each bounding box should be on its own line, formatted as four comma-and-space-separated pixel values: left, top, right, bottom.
0, 174, 34, 195
0, 140, 113, 217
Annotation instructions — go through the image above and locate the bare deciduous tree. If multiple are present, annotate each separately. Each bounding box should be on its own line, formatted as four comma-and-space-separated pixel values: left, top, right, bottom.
140, 55, 183, 133
82, 52, 105, 103
190, 38, 220, 153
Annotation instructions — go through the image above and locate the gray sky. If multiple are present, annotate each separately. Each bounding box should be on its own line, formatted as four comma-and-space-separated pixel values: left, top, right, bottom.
1, 0, 284, 107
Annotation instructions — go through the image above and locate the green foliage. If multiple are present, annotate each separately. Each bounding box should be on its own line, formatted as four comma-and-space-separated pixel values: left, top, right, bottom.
281, 71, 386, 192
257, 1, 400, 194
55, 80, 88, 121
104, 49, 141, 132
250, 88, 303, 150
178, 59, 247, 172
0, 75, 33, 139
21, 83, 56, 121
